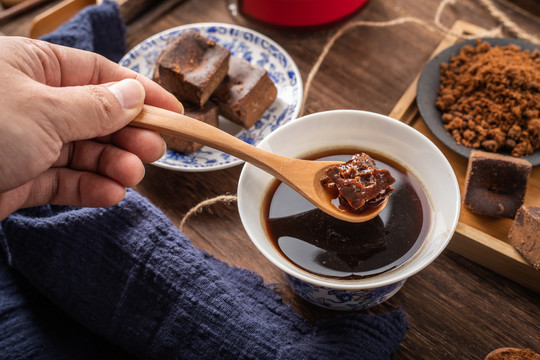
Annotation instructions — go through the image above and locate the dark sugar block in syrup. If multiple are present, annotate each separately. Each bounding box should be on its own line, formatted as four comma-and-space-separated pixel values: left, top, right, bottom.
263, 149, 431, 280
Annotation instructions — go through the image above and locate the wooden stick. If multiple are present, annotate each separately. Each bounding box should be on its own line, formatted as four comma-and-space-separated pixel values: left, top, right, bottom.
1, 0, 27, 8
29, 0, 95, 38
29, 0, 162, 38
0, 0, 54, 23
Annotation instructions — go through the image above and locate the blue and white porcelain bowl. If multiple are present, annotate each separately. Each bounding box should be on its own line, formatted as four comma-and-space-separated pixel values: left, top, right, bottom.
237, 110, 460, 311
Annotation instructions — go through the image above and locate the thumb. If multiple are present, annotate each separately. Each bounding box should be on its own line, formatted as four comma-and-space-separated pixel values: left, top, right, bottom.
50, 78, 145, 142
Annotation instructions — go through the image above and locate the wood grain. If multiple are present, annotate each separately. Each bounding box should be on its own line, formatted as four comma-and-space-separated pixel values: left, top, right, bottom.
1, 0, 26, 7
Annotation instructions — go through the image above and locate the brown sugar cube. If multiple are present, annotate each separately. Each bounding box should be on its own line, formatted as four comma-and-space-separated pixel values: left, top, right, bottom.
463, 150, 531, 218
508, 205, 540, 270
154, 29, 230, 107
162, 101, 219, 153
213, 56, 277, 128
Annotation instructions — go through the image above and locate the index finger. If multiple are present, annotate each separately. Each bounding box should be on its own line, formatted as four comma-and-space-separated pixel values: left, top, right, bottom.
40, 39, 183, 114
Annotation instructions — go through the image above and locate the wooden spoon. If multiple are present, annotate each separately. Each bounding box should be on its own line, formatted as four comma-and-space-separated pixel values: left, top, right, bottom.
131, 105, 388, 223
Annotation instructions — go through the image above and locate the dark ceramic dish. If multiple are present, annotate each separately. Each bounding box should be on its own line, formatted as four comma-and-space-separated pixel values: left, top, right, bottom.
416, 37, 540, 166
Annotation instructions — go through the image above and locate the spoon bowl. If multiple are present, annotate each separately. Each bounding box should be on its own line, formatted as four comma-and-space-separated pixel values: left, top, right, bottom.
130, 105, 387, 223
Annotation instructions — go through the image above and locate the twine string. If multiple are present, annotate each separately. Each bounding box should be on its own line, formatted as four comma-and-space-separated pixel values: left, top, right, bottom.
478, 0, 540, 45
433, 0, 503, 38
179, 195, 237, 231
300, 0, 537, 116
178, 0, 538, 230
299, 16, 445, 116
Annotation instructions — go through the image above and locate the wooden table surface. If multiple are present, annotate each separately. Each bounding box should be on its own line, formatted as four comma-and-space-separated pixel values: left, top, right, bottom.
2, 0, 540, 359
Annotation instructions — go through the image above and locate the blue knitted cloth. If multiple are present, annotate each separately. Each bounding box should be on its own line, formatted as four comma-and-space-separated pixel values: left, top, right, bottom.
40, 0, 126, 62
0, 3, 409, 359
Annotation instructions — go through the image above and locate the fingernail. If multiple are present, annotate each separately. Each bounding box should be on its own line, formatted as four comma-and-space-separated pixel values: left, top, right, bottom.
161, 138, 167, 158
177, 99, 185, 114
108, 79, 144, 109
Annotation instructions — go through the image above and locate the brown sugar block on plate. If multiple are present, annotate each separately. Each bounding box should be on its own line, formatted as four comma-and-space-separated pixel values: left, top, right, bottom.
213, 56, 277, 128
154, 29, 230, 107
162, 101, 219, 153
508, 205, 540, 270
463, 150, 531, 218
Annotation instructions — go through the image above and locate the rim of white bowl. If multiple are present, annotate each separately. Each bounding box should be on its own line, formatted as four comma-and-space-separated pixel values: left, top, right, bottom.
237, 110, 461, 290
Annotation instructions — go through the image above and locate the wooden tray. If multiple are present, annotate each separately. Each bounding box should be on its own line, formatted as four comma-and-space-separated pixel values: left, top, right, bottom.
389, 20, 540, 293
29, 0, 156, 38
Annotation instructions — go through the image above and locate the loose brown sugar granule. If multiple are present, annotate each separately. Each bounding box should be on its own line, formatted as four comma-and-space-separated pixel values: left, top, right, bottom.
436, 40, 540, 157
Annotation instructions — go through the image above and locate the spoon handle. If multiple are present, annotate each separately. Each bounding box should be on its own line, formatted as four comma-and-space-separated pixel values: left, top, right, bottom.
131, 105, 292, 178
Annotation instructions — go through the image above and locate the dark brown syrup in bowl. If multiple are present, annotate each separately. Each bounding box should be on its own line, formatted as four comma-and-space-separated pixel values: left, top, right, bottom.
263, 149, 431, 280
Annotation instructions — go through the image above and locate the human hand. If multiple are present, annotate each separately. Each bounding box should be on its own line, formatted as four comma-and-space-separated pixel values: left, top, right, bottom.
0, 37, 183, 220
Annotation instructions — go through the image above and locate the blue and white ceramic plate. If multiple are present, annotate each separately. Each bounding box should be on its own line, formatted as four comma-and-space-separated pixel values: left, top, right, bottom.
120, 23, 303, 171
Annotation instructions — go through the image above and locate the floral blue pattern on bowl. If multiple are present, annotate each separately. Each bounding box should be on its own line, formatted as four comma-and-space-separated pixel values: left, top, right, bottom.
119, 22, 303, 172
284, 274, 406, 311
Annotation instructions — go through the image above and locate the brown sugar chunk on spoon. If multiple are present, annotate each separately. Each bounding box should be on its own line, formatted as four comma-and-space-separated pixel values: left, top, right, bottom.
131, 105, 392, 223
320, 153, 395, 213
